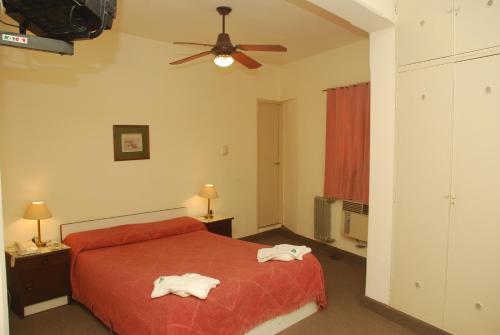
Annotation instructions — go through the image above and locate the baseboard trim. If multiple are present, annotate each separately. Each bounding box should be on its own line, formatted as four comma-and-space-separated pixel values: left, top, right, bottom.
24, 295, 68, 316
257, 223, 282, 233
361, 296, 452, 335
241, 226, 366, 265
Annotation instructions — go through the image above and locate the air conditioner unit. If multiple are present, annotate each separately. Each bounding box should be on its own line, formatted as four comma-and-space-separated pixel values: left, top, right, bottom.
342, 201, 368, 242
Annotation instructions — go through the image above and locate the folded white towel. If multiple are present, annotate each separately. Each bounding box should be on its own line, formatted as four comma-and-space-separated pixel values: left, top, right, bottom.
151, 273, 220, 300
257, 244, 312, 263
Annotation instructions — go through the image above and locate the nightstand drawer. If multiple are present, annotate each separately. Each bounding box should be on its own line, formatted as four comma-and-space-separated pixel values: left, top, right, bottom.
197, 215, 234, 238
205, 219, 232, 237
21, 264, 69, 305
18, 251, 69, 271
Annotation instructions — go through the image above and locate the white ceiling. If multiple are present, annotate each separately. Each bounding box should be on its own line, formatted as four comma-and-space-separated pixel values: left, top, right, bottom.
114, 0, 368, 65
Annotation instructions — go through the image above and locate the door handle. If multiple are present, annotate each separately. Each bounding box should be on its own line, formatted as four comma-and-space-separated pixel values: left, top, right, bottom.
274, 162, 280, 166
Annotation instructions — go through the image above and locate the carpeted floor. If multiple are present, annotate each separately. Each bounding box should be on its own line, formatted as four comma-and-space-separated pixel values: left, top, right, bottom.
9, 230, 417, 335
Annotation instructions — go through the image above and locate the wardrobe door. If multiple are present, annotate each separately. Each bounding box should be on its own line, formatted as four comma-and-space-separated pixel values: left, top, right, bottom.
397, 0, 454, 65
455, 0, 500, 54
445, 55, 500, 335
392, 64, 453, 327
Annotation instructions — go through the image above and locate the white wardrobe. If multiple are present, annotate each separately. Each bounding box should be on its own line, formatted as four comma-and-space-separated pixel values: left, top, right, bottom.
393, 1, 500, 334
397, 0, 500, 65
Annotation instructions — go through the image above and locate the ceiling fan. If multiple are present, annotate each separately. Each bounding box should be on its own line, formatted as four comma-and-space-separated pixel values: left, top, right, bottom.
170, 6, 287, 69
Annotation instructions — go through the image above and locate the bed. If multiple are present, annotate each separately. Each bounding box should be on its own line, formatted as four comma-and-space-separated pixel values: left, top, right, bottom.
61, 208, 326, 335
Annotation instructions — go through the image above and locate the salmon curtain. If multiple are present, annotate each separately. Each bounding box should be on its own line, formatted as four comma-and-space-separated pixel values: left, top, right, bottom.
323, 82, 370, 204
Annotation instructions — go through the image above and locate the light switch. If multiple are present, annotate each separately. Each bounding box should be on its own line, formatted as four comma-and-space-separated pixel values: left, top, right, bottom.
221, 145, 229, 156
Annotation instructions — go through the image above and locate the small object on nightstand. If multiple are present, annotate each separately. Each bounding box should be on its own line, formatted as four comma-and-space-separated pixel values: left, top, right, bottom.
5, 244, 71, 318
197, 215, 234, 238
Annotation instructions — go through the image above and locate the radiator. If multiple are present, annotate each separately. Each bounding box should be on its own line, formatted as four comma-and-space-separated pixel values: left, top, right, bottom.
342, 201, 369, 242
314, 196, 335, 242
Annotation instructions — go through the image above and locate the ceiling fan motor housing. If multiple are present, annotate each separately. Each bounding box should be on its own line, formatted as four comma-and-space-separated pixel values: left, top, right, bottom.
213, 33, 235, 56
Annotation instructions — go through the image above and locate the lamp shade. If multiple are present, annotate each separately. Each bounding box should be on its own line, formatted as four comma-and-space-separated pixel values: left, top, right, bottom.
198, 184, 218, 199
23, 202, 52, 220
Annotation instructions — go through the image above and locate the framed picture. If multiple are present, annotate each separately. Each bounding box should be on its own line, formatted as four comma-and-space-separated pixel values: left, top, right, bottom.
113, 125, 150, 161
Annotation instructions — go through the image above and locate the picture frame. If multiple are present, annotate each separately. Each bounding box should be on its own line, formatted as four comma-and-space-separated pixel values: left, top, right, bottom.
113, 125, 150, 161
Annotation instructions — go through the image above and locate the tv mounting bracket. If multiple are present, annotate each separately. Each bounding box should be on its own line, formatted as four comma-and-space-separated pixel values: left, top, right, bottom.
0, 29, 74, 55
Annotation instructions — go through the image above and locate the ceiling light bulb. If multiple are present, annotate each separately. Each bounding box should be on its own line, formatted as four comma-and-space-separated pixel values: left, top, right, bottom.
214, 55, 234, 67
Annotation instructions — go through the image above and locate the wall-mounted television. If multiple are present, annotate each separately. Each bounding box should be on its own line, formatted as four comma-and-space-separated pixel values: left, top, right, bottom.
2, 0, 117, 41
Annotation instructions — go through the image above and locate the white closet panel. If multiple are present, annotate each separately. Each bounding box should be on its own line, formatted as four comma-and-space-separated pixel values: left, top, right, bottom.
455, 0, 500, 54
444, 55, 500, 335
397, 0, 454, 65
392, 64, 453, 327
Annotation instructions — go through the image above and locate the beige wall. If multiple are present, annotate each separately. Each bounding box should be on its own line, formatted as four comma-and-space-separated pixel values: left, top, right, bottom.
0, 31, 280, 245
279, 40, 370, 257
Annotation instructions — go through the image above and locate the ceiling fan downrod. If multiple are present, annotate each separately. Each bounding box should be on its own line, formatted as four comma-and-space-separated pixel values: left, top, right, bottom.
216, 6, 232, 34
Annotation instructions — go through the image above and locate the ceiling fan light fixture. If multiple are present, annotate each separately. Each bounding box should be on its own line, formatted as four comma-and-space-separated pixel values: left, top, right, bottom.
170, 6, 286, 69
214, 54, 234, 67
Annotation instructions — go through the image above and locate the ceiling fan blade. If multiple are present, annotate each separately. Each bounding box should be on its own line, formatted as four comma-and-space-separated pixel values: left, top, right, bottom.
170, 51, 213, 65
173, 42, 215, 48
236, 44, 287, 52
232, 52, 261, 69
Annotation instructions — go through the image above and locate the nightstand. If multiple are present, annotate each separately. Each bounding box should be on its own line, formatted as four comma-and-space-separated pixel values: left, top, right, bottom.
197, 215, 234, 237
5, 244, 71, 318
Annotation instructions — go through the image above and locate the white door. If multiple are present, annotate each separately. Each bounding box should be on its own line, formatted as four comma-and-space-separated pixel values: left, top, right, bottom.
454, 0, 500, 54
444, 54, 500, 335
397, 0, 454, 65
257, 102, 282, 228
391, 64, 454, 327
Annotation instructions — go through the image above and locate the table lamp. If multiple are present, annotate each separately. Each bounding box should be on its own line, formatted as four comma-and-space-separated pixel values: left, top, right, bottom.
198, 184, 218, 219
23, 201, 52, 247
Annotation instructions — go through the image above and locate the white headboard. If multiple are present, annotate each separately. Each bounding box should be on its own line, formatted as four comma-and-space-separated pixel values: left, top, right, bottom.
60, 207, 187, 241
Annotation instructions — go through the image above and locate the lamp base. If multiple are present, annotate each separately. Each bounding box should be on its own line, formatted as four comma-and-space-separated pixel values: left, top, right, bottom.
32, 237, 47, 248
203, 209, 214, 220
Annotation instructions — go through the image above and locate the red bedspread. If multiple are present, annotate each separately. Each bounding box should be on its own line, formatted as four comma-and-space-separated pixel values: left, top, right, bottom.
64, 217, 326, 335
